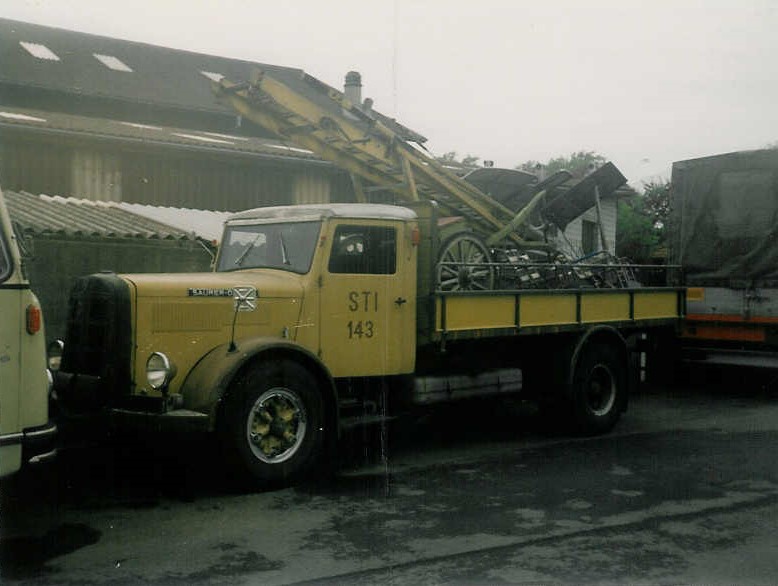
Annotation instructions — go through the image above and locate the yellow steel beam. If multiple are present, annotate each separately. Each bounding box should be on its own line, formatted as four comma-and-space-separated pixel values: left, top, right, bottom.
215, 80, 409, 197
214, 71, 530, 245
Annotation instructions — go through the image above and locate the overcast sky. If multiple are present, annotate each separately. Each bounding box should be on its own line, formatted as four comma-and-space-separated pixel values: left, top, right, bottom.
4, 0, 778, 186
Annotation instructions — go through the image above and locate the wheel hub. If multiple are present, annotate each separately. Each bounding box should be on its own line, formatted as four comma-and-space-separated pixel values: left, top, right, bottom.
247, 388, 307, 464
586, 365, 616, 416
458, 267, 473, 287
437, 234, 494, 291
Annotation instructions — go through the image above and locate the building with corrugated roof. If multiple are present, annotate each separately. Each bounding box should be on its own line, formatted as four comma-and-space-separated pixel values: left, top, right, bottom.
0, 18, 425, 210
4, 190, 221, 339
0, 18, 428, 338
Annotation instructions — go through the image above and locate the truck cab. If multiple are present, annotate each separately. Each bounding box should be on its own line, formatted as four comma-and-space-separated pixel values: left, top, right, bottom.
0, 187, 57, 478
215, 204, 418, 378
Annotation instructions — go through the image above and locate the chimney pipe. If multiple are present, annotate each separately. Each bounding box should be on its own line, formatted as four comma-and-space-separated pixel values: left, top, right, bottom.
344, 71, 362, 106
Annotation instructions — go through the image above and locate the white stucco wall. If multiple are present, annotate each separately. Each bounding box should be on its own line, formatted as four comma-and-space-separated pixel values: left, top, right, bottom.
552, 197, 618, 260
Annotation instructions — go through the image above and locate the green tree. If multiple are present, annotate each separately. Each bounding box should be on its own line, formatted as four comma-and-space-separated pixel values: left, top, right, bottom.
436, 151, 458, 163
517, 150, 608, 179
616, 197, 659, 262
641, 180, 670, 229
435, 152, 480, 167
615, 180, 669, 262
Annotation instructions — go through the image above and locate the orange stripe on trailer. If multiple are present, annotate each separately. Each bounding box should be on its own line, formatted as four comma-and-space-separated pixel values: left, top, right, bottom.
686, 313, 778, 325
681, 323, 766, 342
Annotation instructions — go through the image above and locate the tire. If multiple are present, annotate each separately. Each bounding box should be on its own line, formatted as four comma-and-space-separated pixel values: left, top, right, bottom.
569, 342, 627, 435
221, 359, 326, 486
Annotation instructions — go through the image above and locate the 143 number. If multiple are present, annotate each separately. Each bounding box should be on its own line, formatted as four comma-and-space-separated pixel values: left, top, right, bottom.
347, 320, 374, 339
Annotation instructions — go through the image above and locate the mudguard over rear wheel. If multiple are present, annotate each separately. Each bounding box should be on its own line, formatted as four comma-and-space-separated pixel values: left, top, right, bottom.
221, 359, 325, 486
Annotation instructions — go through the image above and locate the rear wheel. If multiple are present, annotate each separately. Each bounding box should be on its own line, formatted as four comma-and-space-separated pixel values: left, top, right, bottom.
569, 342, 627, 435
222, 360, 325, 486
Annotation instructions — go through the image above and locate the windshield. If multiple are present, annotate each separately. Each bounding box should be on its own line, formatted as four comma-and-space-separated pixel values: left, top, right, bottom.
216, 220, 321, 274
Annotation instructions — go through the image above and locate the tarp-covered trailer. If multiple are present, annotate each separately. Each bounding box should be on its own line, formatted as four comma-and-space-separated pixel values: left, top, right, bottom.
670, 148, 778, 367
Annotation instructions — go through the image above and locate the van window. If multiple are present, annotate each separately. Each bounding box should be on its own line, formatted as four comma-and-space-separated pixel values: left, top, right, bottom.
0, 222, 11, 283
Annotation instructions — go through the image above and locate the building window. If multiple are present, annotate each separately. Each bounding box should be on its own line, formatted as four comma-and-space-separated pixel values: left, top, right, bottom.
582, 220, 598, 255
93, 54, 133, 72
19, 41, 60, 61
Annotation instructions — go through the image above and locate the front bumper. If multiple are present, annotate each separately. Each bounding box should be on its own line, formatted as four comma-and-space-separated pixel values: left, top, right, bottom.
110, 408, 210, 434
53, 370, 210, 433
23, 421, 58, 466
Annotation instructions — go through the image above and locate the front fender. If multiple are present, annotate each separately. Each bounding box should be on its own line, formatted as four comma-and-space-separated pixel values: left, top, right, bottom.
179, 337, 337, 432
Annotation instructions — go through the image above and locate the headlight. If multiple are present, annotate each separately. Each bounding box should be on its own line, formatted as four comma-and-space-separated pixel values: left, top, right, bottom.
146, 352, 176, 391
47, 340, 64, 372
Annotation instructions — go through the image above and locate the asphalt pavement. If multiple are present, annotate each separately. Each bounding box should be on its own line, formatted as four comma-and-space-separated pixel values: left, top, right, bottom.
2, 371, 778, 585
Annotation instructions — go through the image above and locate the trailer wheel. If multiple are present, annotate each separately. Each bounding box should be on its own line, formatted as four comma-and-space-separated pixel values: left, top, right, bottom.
222, 359, 325, 486
436, 233, 494, 291
569, 342, 627, 435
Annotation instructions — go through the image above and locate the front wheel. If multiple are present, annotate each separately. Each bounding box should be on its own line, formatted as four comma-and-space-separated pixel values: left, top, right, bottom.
569, 342, 627, 435
221, 360, 325, 486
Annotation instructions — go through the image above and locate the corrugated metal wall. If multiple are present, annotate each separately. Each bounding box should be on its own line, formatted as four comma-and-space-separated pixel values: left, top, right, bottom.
27, 235, 212, 342
292, 168, 331, 204
71, 149, 122, 201
122, 151, 292, 210
2, 134, 357, 212
0, 139, 70, 196
329, 172, 357, 203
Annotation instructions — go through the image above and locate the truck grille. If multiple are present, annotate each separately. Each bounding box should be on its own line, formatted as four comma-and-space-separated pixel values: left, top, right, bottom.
60, 273, 132, 407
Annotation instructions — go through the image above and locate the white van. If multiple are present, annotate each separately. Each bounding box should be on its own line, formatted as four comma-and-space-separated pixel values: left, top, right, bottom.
0, 187, 56, 477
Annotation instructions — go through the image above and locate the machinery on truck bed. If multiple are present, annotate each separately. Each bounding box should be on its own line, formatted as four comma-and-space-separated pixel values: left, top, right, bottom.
213, 69, 638, 291
670, 149, 778, 369
50, 69, 683, 486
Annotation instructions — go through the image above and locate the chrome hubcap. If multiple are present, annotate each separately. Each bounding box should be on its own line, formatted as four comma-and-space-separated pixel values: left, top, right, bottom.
247, 388, 307, 463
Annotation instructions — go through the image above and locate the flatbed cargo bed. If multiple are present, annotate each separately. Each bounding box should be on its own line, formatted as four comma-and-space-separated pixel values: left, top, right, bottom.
427, 286, 684, 345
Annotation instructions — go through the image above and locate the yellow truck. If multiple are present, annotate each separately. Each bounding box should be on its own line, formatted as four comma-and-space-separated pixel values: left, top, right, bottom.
51, 199, 681, 485
0, 187, 57, 478
50, 68, 682, 486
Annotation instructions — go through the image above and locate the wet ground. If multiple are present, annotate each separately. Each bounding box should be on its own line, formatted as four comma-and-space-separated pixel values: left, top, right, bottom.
2, 370, 778, 585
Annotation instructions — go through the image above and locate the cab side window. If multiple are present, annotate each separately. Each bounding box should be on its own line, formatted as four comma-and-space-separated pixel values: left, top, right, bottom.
328, 225, 396, 275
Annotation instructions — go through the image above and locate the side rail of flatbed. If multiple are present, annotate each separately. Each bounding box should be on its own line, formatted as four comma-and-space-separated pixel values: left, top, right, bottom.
431, 286, 685, 346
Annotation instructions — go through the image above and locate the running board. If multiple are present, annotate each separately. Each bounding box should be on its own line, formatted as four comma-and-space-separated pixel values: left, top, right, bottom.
340, 414, 397, 430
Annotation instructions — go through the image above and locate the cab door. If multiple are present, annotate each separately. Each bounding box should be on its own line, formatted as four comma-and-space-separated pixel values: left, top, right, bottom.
318, 219, 416, 378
